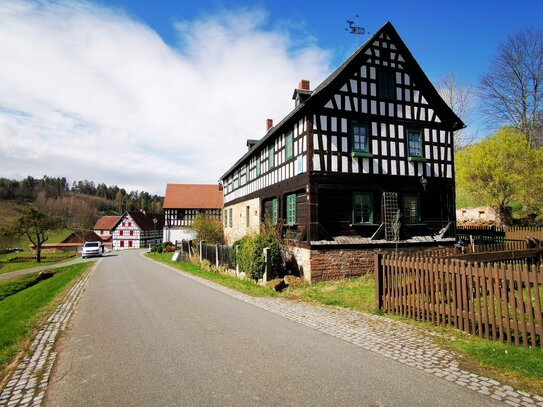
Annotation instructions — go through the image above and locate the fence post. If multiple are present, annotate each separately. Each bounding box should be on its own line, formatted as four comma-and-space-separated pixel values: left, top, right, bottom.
215, 244, 219, 268
235, 245, 239, 276
199, 240, 204, 261
262, 247, 271, 285
374, 253, 383, 310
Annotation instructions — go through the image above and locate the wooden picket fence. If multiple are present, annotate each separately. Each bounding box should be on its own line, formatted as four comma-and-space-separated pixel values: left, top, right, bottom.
375, 253, 543, 348
457, 225, 543, 243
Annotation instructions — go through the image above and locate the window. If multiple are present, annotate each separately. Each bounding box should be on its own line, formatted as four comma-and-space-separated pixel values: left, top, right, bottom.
268, 145, 275, 169
246, 206, 250, 227
128, 240, 133, 248
402, 194, 421, 224
122, 222, 126, 227
120, 230, 124, 236
352, 192, 373, 224
286, 194, 297, 225
120, 240, 124, 248
129, 230, 134, 236
229, 208, 233, 228
378, 70, 395, 99
407, 129, 424, 160
285, 131, 293, 160
352, 123, 371, 157
256, 156, 261, 177
271, 198, 278, 224
128, 222, 132, 227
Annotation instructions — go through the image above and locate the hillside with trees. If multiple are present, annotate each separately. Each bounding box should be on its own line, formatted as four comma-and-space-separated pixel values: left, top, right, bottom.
0, 176, 163, 233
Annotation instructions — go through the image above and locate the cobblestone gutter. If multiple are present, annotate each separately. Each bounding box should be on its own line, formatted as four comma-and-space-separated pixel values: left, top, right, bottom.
0, 264, 94, 407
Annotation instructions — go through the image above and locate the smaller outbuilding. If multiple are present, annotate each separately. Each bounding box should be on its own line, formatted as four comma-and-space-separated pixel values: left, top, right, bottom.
93, 215, 121, 242
112, 211, 164, 250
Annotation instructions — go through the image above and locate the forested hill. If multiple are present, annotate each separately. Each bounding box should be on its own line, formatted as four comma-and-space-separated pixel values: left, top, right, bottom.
0, 176, 163, 229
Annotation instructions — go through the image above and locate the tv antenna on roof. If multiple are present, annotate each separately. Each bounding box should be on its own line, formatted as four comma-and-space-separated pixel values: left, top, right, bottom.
346, 15, 369, 47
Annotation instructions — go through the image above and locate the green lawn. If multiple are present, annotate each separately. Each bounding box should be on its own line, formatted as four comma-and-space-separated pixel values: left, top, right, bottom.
146, 252, 543, 395
0, 262, 91, 374
0, 252, 77, 275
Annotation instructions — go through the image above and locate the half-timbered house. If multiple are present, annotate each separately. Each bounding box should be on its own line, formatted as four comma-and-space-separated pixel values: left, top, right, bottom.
162, 184, 223, 244
220, 22, 464, 281
112, 211, 164, 250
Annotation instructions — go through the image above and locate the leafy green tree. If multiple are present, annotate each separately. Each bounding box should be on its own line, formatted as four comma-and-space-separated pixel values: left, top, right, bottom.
455, 127, 539, 225
12, 208, 62, 262
191, 212, 223, 244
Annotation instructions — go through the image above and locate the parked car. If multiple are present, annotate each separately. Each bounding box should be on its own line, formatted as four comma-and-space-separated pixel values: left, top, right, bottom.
82, 241, 103, 258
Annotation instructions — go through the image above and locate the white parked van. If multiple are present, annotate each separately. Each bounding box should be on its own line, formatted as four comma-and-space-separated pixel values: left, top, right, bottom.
82, 241, 103, 258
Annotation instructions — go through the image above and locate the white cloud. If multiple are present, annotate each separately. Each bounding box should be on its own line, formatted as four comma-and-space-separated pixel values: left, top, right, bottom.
0, 0, 331, 194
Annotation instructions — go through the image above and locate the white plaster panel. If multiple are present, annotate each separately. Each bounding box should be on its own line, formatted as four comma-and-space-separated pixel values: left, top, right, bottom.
398, 143, 405, 157
352, 157, 359, 173
390, 142, 396, 156
331, 117, 337, 132
331, 156, 338, 172
405, 105, 411, 119
381, 140, 388, 155
372, 158, 379, 174
362, 158, 370, 173
313, 134, 319, 150
313, 155, 321, 171
391, 160, 397, 175
341, 118, 347, 133
404, 73, 410, 86
340, 83, 348, 92
331, 135, 338, 151
361, 82, 368, 95
350, 79, 358, 93
334, 94, 342, 109
408, 162, 415, 176
417, 163, 423, 176
370, 67, 376, 80
434, 163, 440, 177
345, 98, 351, 111
322, 135, 328, 150
380, 101, 385, 115
325, 100, 333, 109
433, 146, 438, 159
341, 137, 348, 152
342, 156, 348, 172
320, 115, 327, 131
370, 83, 376, 96
372, 122, 378, 136
361, 66, 367, 78
372, 139, 379, 153
382, 160, 388, 174
362, 99, 368, 113
397, 104, 403, 118
447, 164, 452, 178
371, 101, 377, 115
424, 129, 430, 142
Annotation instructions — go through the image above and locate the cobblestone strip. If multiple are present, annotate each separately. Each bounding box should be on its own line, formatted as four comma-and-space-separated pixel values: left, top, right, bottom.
0, 264, 95, 407
160, 260, 543, 407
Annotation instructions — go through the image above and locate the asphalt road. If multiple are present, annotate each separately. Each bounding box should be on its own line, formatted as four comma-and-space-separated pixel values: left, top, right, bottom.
45, 250, 497, 407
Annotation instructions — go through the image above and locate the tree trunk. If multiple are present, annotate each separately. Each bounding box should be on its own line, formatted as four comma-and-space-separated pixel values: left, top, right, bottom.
36, 247, 42, 263
495, 205, 513, 226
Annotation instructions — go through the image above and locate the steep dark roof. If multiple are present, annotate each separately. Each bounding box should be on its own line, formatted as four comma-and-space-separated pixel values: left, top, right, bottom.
113, 211, 165, 231
220, 21, 464, 180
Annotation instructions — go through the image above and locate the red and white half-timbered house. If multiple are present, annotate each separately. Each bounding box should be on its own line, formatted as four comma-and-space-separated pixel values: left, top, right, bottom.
163, 184, 223, 244
112, 211, 164, 250
220, 22, 464, 281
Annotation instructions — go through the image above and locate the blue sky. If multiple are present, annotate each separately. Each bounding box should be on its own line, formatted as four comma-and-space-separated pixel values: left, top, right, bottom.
0, 0, 540, 194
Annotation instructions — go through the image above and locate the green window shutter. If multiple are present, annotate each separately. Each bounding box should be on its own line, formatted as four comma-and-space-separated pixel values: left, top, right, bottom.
256, 156, 261, 177
286, 194, 297, 224
229, 208, 233, 227
352, 192, 373, 224
285, 131, 293, 160
272, 198, 278, 224
224, 209, 228, 227
268, 145, 275, 169
402, 194, 421, 224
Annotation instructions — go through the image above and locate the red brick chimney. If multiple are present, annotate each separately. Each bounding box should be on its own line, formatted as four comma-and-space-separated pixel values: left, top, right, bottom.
266, 119, 273, 131
298, 79, 310, 90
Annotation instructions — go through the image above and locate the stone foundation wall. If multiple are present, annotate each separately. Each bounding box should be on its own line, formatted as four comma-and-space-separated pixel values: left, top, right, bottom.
286, 244, 452, 282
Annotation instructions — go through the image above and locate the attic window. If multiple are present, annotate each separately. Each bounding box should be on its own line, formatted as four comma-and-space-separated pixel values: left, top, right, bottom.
378, 70, 395, 99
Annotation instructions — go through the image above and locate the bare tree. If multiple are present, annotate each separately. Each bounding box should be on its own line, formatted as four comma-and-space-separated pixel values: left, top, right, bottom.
478, 28, 543, 147
435, 73, 475, 151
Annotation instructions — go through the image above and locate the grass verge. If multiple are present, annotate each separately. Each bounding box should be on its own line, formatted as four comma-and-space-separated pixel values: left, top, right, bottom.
0, 252, 77, 275
147, 252, 543, 395
0, 262, 91, 376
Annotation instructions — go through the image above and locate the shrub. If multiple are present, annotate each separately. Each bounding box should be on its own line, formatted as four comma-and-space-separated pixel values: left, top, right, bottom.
192, 213, 223, 244
231, 230, 283, 280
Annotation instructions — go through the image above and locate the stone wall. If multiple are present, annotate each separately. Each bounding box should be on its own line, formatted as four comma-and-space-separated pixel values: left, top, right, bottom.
224, 197, 261, 245
286, 244, 452, 282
